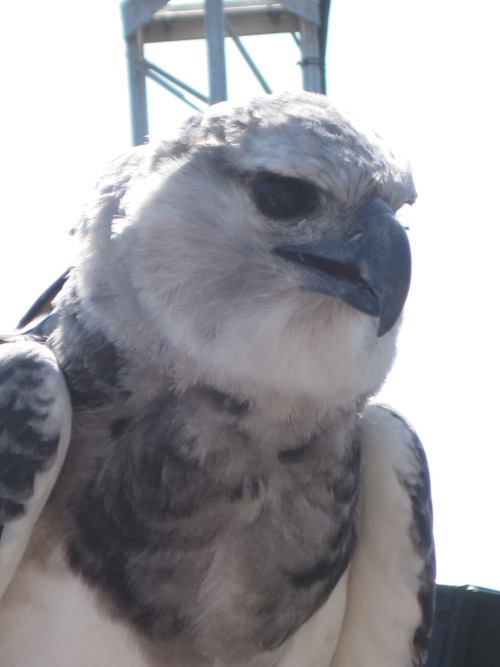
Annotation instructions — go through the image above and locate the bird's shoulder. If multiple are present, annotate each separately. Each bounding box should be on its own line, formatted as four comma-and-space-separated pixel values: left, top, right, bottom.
0, 335, 72, 599
330, 403, 435, 666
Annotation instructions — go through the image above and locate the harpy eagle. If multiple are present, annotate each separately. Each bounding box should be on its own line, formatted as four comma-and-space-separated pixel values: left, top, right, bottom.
0, 92, 435, 667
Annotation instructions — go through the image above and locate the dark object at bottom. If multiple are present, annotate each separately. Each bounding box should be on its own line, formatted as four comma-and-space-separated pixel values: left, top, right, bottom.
424, 584, 500, 667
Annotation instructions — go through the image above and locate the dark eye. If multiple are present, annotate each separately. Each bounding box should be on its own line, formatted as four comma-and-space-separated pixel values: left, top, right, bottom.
252, 173, 318, 220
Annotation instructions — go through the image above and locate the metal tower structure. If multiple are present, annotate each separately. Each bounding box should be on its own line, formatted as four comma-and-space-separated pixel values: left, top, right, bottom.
120, 0, 331, 145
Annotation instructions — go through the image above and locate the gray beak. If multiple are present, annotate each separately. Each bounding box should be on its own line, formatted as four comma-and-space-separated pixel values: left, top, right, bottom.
274, 197, 412, 337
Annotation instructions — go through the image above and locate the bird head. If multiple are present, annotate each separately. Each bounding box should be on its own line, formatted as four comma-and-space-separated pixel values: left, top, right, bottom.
73, 92, 416, 407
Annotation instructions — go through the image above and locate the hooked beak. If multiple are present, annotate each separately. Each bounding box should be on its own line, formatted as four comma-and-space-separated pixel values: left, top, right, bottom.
274, 197, 411, 337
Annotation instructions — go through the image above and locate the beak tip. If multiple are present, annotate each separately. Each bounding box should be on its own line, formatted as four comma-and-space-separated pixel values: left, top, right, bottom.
376, 318, 396, 338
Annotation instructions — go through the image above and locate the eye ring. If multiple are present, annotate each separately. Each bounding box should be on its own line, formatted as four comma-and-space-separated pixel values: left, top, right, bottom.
252, 173, 318, 220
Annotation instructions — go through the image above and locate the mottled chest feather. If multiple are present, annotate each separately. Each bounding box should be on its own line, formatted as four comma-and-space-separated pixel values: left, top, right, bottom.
59, 378, 361, 664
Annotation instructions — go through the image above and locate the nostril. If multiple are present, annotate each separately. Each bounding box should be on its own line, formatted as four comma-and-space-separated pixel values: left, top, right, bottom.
347, 229, 364, 242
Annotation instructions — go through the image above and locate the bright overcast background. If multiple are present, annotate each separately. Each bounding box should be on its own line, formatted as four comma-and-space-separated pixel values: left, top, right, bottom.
1, 1, 499, 590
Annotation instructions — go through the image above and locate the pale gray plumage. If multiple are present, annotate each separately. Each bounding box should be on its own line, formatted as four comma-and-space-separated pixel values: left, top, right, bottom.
0, 92, 434, 667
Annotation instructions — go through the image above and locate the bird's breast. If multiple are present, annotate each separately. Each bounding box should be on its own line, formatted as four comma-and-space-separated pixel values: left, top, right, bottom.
60, 385, 361, 664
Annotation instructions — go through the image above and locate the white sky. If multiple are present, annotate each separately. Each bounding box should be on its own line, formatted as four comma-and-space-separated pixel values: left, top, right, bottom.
1, 0, 499, 590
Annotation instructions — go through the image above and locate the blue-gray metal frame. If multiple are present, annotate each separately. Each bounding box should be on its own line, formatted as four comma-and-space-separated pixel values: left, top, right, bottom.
204, 0, 227, 103
120, 1, 330, 145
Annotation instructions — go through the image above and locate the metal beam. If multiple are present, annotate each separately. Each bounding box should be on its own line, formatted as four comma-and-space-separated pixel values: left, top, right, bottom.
125, 30, 149, 145
121, 0, 169, 37
144, 60, 208, 103
136, 61, 204, 111
298, 18, 322, 93
143, 2, 300, 43
281, 0, 320, 24
204, 0, 227, 103
225, 19, 272, 94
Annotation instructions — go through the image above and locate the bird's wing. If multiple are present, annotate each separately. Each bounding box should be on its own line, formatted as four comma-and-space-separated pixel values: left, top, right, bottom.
331, 404, 435, 667
16, 269, 71, 330
0, 338, 72, 599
